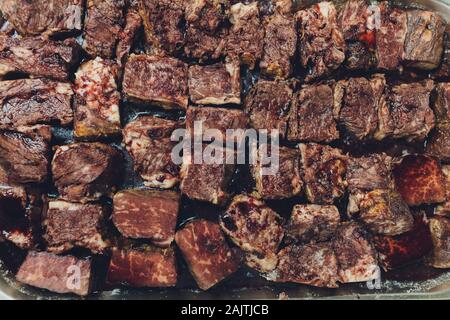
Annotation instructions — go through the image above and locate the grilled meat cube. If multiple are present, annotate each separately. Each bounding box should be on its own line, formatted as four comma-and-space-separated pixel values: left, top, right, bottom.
52, 143, 122, 202
0, 0, 83, 36
112, 189, 180, 247
433, 83, 450, 124
220, 195, 284, 272
138, 0, 185, 55
188, 61, 241, 105
296, 1, 346, 82
435, 165, 450, 217
185, 23, 227, 62
287, 83, 339, 143
123, 54, 188, 109
0, 35, 80, 81
393, 154, 446, 206
106, 245, 177, 287
332, 222, 379, 283
286, 204, 340, 243
116, 8, 142, 68
175, 219, 241, 290
244, 79, 293, 140
375, 2, 407, 71
0, 126, 51, 184
346, 154, 393, 193
16, 251, 92, 296
74, 58, 121, 140
83, 0, 125, 58
43, 200, 110, 254
427, 217, 450, 268
426, 124, 450, 162
123, 115, 181, 189
334, 75, 385, 140
403, 10, 445, 70
252, 145, 302, 200
266, 242, 339, 288
432, 26, 450, 79
340, 0, 369, 42
344, 41, 374, 71
299, 143, 348, 205
375, 80, 435, 141
227, 2, 264, 69
0, 79, 73, 129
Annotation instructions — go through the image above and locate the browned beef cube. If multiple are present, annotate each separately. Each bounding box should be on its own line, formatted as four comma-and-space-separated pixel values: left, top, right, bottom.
346, 154, 393, 193
0, 35, 80, 81
0, 126, 51, 184
116, 8, 142, 67
287, 83, 339, 143
403, 10, 446, 70
106, 245, 177, 287
432, 27, 450, 79
83, 0, 125, 58
0, 0, 83, 36
74, 58, 121, 140
0, 79, 73, 129
375, 80, 435, 141
220, 195, 284, 272
332, 222, 379, 283
43, 200, 109, 254
123, 115, 181, 189
265, 242, 339, 288
286, 204, 340, 243
227, 2, 264, 69
299, 143, 348, 204
112, 189, 180, 247
175, 219, 241, 290
16, 251, 92, 296
138, 0, 185, 55
426, 124, 450, 162
296, 1, 346, 82
433, 83, 450, 124
123, 54, 188, 110
244, 79, 293, 140
339, 0, 369, 42
436, 165, 450, 217
344, 41, 374, 71
334, 75, 385, 140
393, 154, 446, 206
52, 143, 122, 202
427, 217, 450, 268
252, 145, 302, 200
375, 2, 407, 71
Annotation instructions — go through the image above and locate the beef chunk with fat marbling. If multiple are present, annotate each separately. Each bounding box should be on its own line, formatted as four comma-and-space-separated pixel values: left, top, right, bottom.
0, 0, 83, 36
16, 251, 92, 296
112, 189, 180, 247
188, 61, 241, 105
74, 57, 121, 140
43, 199, 110, 254
116, 7, 142, 68
426, 124, 450, 162
219, 195, 284, 272
52, 143, 122, 202
175, 219, 241, 290
427, 217, 450, 268
0, 35, 80, 81
0, 79, 73, 129
287, 83, 339, 143
433, 83, 450, 124
123, 115, 181, 189
123, 54, 188, 110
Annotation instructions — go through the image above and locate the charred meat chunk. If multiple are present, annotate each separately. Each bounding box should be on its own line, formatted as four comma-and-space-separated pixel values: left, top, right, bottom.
296, 1, 346, 82
16, 251, 92, 296
123, 115, 181, 189
403, 10, 445, 70
244, 79, 293, 140
344, 41, 374, 71
0, 79, 73, 129
252, 145, 303, 200
332, 222, 379, 283
299, 143, 348, 204
433, 83, 450, 124
83, 0, 125, 58
393, 154, 446, 206
116, 8, 142, 68
287, 83, 339, 143
112, 189, 180, 247
123, 54, 188, 110
74, 58, 121, 140
220, 195, 284, 272
436, 165, 450, 217
286, 204, 340, 243
0, 0, 83, 36
426, 124, 450, 162
107, 245, 177, 287
0, 35, 80, 81
427, 217, 450, 268
52, 143, 122, 202
43, 200, 109, 254
375, 80, 435, 142
175, 219, 241, 290
188, 61, 241, 105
